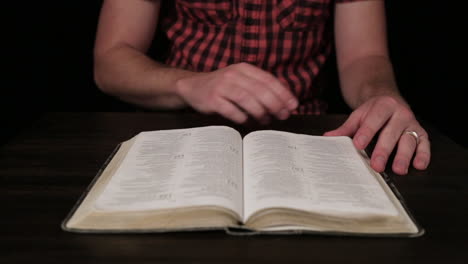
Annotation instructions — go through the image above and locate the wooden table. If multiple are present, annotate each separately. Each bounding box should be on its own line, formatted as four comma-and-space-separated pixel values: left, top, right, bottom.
1, 112, 467, 263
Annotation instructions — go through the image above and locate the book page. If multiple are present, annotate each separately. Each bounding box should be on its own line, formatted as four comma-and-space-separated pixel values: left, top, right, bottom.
95, 126, 243, 217
243, 131, 398, 222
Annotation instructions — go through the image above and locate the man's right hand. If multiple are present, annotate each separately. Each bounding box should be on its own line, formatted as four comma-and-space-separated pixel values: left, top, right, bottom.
175, 63, 299, 124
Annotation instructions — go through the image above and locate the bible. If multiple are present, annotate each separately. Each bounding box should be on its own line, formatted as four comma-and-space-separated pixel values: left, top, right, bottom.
62, 126, 423, 236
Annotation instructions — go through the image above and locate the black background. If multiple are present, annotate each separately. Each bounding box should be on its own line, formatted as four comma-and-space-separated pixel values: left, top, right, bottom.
4, 1, 467, 147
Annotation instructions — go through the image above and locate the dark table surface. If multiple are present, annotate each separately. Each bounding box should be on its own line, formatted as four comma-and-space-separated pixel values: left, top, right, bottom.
1, 112, 467, 264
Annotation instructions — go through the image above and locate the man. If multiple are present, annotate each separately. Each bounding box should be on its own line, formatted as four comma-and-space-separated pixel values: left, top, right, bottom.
93, 0, 430, 175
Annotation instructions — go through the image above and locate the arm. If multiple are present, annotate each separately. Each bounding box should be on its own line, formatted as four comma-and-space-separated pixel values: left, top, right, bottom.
94, 0, 189, 109
94, 0, 297, 122
324, 0, 431, 175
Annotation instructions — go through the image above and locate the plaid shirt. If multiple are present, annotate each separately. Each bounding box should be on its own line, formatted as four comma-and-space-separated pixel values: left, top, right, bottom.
163, 0, 367, 114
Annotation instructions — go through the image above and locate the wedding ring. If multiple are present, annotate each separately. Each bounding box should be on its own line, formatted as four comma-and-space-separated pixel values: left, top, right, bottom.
403, 130, 419, 145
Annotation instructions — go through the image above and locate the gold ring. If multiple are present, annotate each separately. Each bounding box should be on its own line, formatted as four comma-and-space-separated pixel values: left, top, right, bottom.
404, 130, 419, 145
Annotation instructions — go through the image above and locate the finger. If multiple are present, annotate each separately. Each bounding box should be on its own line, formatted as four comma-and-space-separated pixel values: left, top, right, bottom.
413, 132, 431, 170
369, 116, 407, 172
215, 98, 248, 124
223, 73, 289, 120
237, 63, 298, 111
323, 110, 362, 137
353, 104, 393, 150
221, 85, 269, 122
392, 131, 418, 175
250, 83, 291, 120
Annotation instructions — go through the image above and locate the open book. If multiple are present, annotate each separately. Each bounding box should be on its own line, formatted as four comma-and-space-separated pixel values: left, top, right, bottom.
62, 126, 423, 236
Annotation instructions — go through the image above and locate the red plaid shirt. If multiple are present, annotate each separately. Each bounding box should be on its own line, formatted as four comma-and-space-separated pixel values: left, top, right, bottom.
163, 0, 367, 114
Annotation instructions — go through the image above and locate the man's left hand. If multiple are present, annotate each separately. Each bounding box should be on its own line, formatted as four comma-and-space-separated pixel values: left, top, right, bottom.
324, 95, 431, 175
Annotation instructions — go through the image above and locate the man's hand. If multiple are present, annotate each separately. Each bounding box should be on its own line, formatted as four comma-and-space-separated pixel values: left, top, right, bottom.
175, 63, 299, 124
324, 95, 431, 175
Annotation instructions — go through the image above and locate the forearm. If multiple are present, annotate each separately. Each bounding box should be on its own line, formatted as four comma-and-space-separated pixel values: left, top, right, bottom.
94, 44, 194, 109
330, 1, 430, 175
338, 55, 408, 110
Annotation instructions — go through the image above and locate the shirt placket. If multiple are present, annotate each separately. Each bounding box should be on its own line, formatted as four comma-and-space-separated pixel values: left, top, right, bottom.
240, 0, 262, 63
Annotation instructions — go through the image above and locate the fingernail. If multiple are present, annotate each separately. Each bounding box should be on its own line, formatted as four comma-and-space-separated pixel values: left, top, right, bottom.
287, 99, 298, 110
422, 160, 428, 169
416, 158, 427, 169
357, 135, 368, 148
278, 109, 289, 120
396, 160, 407, 173
375, 156, 386, 169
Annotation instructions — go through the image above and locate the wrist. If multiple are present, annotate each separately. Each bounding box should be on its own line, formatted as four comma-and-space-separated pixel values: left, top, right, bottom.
174, 70, 200, 98
350, 82, 406, 108
141, 66, 197, 109
357, 91, 410, 110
